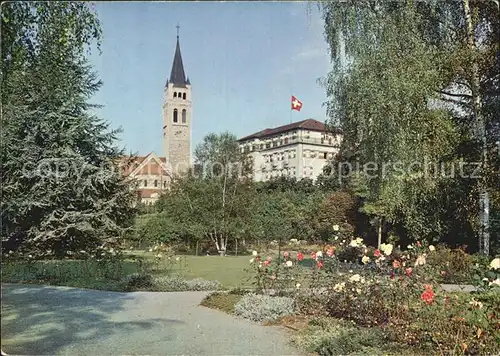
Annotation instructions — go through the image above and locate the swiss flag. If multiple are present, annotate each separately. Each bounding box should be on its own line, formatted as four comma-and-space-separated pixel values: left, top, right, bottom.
291, 95, 303, 111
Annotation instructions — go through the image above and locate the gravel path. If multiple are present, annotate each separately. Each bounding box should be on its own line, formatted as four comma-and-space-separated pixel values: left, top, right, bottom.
1, 284, 301, 355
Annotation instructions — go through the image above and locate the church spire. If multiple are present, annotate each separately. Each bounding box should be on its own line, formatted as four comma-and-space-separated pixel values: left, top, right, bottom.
169, 24, 188, 87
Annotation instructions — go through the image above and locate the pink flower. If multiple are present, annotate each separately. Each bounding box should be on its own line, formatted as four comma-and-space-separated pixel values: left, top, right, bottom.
311, 252, 317, 260
374, 249, 381, 257
417, 241, 422, 247
317, 260, 324, 269
263, 260, 270, 267
405, 267, 413, 276
297, 252, 304, 261
392, 260, 401, 269
283, 251, 289, 259
390, 272, 395, 279
326, 248, 335, 257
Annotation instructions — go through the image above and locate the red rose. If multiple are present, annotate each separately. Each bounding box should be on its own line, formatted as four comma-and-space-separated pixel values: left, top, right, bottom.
311, 252, 317, 260
420, 288, 435, 304
297, 252, 304, 261
374, 249, 381, 257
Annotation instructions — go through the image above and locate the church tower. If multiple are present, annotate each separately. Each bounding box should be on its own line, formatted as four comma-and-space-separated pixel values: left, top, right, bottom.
163, 26, 192, 176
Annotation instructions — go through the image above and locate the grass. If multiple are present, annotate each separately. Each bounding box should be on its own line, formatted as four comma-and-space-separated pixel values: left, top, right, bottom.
126, 251, 254, 288
173, 255, 253, 288
1, 254, 255, 291
200, 291, 244, 313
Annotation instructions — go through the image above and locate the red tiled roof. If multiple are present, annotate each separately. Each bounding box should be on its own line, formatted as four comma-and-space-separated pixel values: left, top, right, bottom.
116, 154, 167, 177
238, 119, 340, 141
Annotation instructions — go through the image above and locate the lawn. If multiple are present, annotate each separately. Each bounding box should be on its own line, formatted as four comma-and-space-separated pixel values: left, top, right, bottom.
172, 255, 253, 288
1, 252, 383, 291
1, 254, 255, 290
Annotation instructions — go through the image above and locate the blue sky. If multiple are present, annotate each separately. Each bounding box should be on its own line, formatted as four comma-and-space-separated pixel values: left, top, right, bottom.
90, 1, 331, 156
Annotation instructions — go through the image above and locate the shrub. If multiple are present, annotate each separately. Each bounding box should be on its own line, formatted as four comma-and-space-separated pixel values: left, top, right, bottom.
425, 246, 475, 283
121, 273, 154, 291
153, 275, 221, 292
292, 317, 413, 356
185, 278, 222, 291
311, 190, 359, 239
234, 293, 296, 322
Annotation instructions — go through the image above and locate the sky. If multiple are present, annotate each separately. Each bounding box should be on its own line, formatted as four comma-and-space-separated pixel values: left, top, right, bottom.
90, 1, 332, 156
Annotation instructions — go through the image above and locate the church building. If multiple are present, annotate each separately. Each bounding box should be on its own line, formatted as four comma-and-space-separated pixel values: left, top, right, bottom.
162, 27, 192, 175
121, 29, 192, 205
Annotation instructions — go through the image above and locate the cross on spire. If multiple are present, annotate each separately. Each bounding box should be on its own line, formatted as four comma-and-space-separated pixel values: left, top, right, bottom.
169, 24, 188, 87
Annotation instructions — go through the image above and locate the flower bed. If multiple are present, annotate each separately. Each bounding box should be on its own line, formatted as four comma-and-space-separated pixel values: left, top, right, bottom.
246, 237, 500, 354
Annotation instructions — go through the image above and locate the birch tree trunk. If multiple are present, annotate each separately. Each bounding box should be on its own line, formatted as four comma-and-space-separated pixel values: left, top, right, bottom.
377, 218, 382, 249
464, 0, 489, 256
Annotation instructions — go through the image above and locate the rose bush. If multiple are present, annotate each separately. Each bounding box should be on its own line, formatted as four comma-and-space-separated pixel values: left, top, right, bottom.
246, 237, 500, 354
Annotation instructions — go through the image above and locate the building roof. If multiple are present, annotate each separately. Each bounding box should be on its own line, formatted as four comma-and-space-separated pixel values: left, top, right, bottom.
118, 153, 167, 177
238, 119, 341, 142
168, 36, 189, 87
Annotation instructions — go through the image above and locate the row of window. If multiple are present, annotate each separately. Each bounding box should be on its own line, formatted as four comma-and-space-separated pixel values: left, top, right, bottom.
265, 169, 296, 180
141, 180, 167, 188
262, 150, 333, 162
264, 166, 317, 180
243, 136, 297, 152
242, 135, 339, 153
173, 109, 187, 123
303, 151, 334, 159
265, 150, 297, 162
173, 92, 187, 100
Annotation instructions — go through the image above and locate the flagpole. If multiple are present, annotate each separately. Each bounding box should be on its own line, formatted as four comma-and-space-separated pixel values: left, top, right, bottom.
290, 107, 292, 124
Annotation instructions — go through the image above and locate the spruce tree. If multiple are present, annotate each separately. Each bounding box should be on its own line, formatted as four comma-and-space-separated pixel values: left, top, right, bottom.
1, 2, 136, 258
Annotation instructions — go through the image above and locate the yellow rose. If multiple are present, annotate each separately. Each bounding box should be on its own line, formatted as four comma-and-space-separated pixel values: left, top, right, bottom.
490, 258, 500, 270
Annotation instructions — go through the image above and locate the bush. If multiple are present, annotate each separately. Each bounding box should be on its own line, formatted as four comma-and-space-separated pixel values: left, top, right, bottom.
133, 214, 178, 247
311, 190, 359, 239
234, 293, 296, 322
153, 275, 221, 292
121, 273, 154, 291
425, 246, 476, 283
292, 317, 413, 356
186, 278, 222, 291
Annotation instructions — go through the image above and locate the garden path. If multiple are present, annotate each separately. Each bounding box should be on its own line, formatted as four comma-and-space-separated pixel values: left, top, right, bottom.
1, 284, 301, 355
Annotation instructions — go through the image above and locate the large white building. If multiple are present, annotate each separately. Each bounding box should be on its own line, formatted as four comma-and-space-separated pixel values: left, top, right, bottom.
238, 119, 342, 182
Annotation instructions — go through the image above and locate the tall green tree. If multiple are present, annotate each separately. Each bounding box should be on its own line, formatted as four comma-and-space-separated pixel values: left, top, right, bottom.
318, 0, 499, 253
159, 132, 254, 256
1, 2, 136, 257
